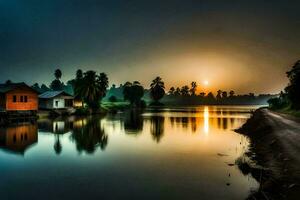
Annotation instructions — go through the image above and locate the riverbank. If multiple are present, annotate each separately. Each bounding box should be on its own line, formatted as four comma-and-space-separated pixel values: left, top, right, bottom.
236, 108, 300, 200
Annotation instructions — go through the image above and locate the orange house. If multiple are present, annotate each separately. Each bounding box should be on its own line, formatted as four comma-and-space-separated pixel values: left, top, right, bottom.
0, 82, 38, 112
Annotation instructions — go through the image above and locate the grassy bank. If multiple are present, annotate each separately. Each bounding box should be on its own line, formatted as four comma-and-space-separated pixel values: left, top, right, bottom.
271, 105, 300, 118
101, 101, 130, 111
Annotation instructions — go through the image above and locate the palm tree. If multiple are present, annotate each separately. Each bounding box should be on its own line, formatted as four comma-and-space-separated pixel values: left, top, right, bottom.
150, 76, 165, 103
76, 70, 101, 110
50, 69, 64, 91
54, 69, 62, 80
98, 72, 109, 99
76, 69, 83, 80
190, 81, 197, 96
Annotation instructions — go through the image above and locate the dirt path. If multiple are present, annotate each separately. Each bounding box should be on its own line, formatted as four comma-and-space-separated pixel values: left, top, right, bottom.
263, 110, 300, 176
237, 108, 300, 200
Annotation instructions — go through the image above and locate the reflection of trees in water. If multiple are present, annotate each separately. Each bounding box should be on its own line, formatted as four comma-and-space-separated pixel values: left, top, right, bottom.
150, 116, 165, 143
123, 110, 143, 135
54, 134, 62, 155
190, 117, 197, 133
70, 117, 108, 154
181, 117, 189, 129
169, 117, 175, 128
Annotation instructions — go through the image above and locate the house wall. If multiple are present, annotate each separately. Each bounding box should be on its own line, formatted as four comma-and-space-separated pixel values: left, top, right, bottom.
5, 89, 38, 111
52, 98, 65, 109
39, 99, 53, 109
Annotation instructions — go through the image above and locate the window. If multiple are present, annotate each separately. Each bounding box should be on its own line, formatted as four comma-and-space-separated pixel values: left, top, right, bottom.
55, 100, 59, 107
20, 96, 23, 102
13, 95, 17, 102
24, 96, 28, 102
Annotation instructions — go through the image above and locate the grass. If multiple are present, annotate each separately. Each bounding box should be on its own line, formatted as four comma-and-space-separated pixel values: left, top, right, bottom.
101, 101, 130, 110
271, 105, 300, 118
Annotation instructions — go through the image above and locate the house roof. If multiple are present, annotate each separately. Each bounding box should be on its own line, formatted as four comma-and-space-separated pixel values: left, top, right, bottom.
0, 82, 37, 94
39, 91, 73, 99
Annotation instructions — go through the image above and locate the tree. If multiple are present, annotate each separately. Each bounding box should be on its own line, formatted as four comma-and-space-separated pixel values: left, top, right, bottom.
199, 92, 206, 97
54, 69, 62, 79
50, 69, 64, 91
180, 85, 190, 96
109, 95, 117, 102
222, 91, 228, 98
50, 79, 64, 91
174, 87, 181, 96
5, 80, 12, 84
206, 92, 215, 101
285, 60, 300, 109
123, 81, 145, 107
229, 90, 235, 97
168, 87, 175, 95
98, 73, 109, 99
41, 84, 50, 93
150, 76, 165, 103
75, 71, 102, 110
32, 83, 41, 93
76, 69, 83, 80
190, 81, 197, 96
216, 90, 222, 100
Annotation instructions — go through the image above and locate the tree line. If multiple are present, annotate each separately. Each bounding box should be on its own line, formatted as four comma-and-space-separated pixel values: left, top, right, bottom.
4, 68, 277, 111
268, 60, 300, 110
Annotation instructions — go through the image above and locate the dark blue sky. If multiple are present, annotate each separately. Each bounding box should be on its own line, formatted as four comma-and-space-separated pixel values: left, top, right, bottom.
1, 0, 300, 93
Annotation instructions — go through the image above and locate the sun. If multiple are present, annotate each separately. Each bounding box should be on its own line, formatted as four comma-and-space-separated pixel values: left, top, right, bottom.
204, 80, 209, 86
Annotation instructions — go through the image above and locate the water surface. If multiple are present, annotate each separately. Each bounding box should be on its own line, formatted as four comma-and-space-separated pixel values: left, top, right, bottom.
0, 106, 259, 199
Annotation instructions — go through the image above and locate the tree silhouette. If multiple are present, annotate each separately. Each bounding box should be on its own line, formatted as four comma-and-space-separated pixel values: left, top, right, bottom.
206, 92, 215, 101
5, 80, 12, 84
285, 60, 300, 109
76, 69, 83, 80
190, 81, 197, 96
150, 116, 165, 143
229, 90, 235, 97
222, 91, 228, 98
50, 69, 64, 91
150, 76, 165, 103
75, 70, 107, 110
54, 69, 62, 80
181, 85, 190, 96
216, 90, 222, 100
98, 72, 109, 99
123, 81, 144, 107
174, 87, 181, 96
54, 135, 62, 155
168, 87, 175, 95
199, 92, 206, 97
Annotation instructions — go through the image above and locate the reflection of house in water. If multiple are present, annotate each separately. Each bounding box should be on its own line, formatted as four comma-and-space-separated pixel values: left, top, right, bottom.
38, 118, 74, 134
0, 123, 38, 155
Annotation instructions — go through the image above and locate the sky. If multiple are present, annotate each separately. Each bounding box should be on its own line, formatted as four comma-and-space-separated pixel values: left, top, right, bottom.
1, 0, 300, 94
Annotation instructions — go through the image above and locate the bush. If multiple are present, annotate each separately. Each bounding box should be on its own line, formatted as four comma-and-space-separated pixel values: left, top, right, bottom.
109, 95, 117, 102
267, 97, 288, 109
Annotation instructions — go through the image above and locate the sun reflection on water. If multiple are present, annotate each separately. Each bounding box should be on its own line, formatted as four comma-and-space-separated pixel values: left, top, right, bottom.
204, 106, 209, 134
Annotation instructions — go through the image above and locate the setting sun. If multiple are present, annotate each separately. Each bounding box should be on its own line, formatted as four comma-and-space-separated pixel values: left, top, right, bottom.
204, 80, 209, 86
